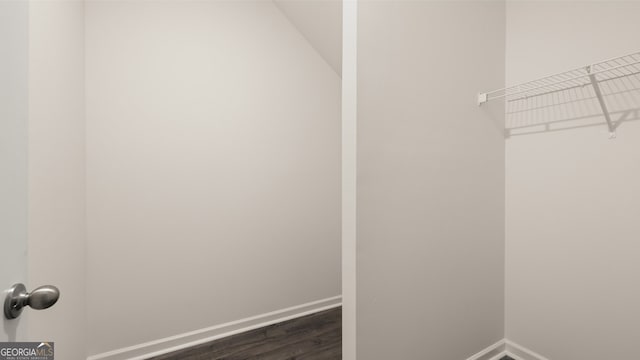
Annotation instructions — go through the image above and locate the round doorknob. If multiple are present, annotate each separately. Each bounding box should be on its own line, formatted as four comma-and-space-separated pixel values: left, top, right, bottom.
4, 283, 60, 319
27, 285, 60, 310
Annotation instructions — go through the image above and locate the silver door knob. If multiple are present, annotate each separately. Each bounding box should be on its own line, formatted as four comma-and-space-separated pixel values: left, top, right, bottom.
4, 283, 60, 319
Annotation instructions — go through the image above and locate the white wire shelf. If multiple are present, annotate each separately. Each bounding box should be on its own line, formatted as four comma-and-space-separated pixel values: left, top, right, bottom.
478, 51, 640, 138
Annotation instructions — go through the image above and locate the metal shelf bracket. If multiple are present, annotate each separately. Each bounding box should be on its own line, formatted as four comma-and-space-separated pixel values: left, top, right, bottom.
477, 93, 488, 106
586, 65, 617, 139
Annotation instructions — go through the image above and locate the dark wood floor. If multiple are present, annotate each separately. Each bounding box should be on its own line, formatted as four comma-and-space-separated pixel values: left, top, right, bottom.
147, 307, 341, 360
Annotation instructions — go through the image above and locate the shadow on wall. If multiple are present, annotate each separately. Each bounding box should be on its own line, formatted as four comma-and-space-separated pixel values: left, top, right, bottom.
504, 60, 640, 138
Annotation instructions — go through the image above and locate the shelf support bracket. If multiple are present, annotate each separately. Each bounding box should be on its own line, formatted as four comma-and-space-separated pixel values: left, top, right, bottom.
477, 93, 488, 106
586, 65, 616, 139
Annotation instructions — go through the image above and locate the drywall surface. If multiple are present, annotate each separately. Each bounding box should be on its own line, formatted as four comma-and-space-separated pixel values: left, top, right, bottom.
274, 0, 342, 76
0, 0, 29, 342
505, 2, 640, 359
85, 1, 340, 355
26, 2, 87, 359
356, 2, 506, 359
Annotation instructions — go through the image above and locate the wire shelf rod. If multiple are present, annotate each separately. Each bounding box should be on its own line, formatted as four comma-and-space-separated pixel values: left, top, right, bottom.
485, 59, 640, 101
506, 69, 640, 103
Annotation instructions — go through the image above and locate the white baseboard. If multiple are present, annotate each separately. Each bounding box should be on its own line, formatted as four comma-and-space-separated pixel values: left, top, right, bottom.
466, 339, 549, 360
466, 339, 506, 360
87, 295, 342, 360
504, 339, 550, 360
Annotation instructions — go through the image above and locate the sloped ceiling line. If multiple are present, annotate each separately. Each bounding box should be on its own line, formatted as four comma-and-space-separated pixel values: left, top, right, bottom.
273, 0, 342, 77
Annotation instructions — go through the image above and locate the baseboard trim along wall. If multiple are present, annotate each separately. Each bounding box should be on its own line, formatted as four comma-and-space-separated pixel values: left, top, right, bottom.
504, 340, 551, 360
466, 339, 506, 360
465, 339, 550, 360
86, 295, 342, 360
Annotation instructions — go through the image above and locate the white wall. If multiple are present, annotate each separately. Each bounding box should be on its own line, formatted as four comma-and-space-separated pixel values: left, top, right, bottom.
274, 0, 342, 76
85, 1, 341, 356
505, 2, 640, 359
356, 2, 506, 359
0, 0, 29, 342
26, 2, 87, 359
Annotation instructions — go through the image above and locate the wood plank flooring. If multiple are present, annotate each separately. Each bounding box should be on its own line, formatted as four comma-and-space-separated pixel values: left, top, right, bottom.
147, 307, 341, 360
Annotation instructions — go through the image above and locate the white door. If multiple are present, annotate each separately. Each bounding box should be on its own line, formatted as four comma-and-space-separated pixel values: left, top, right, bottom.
1, 4, 83, 360
0, 0, 29, 342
